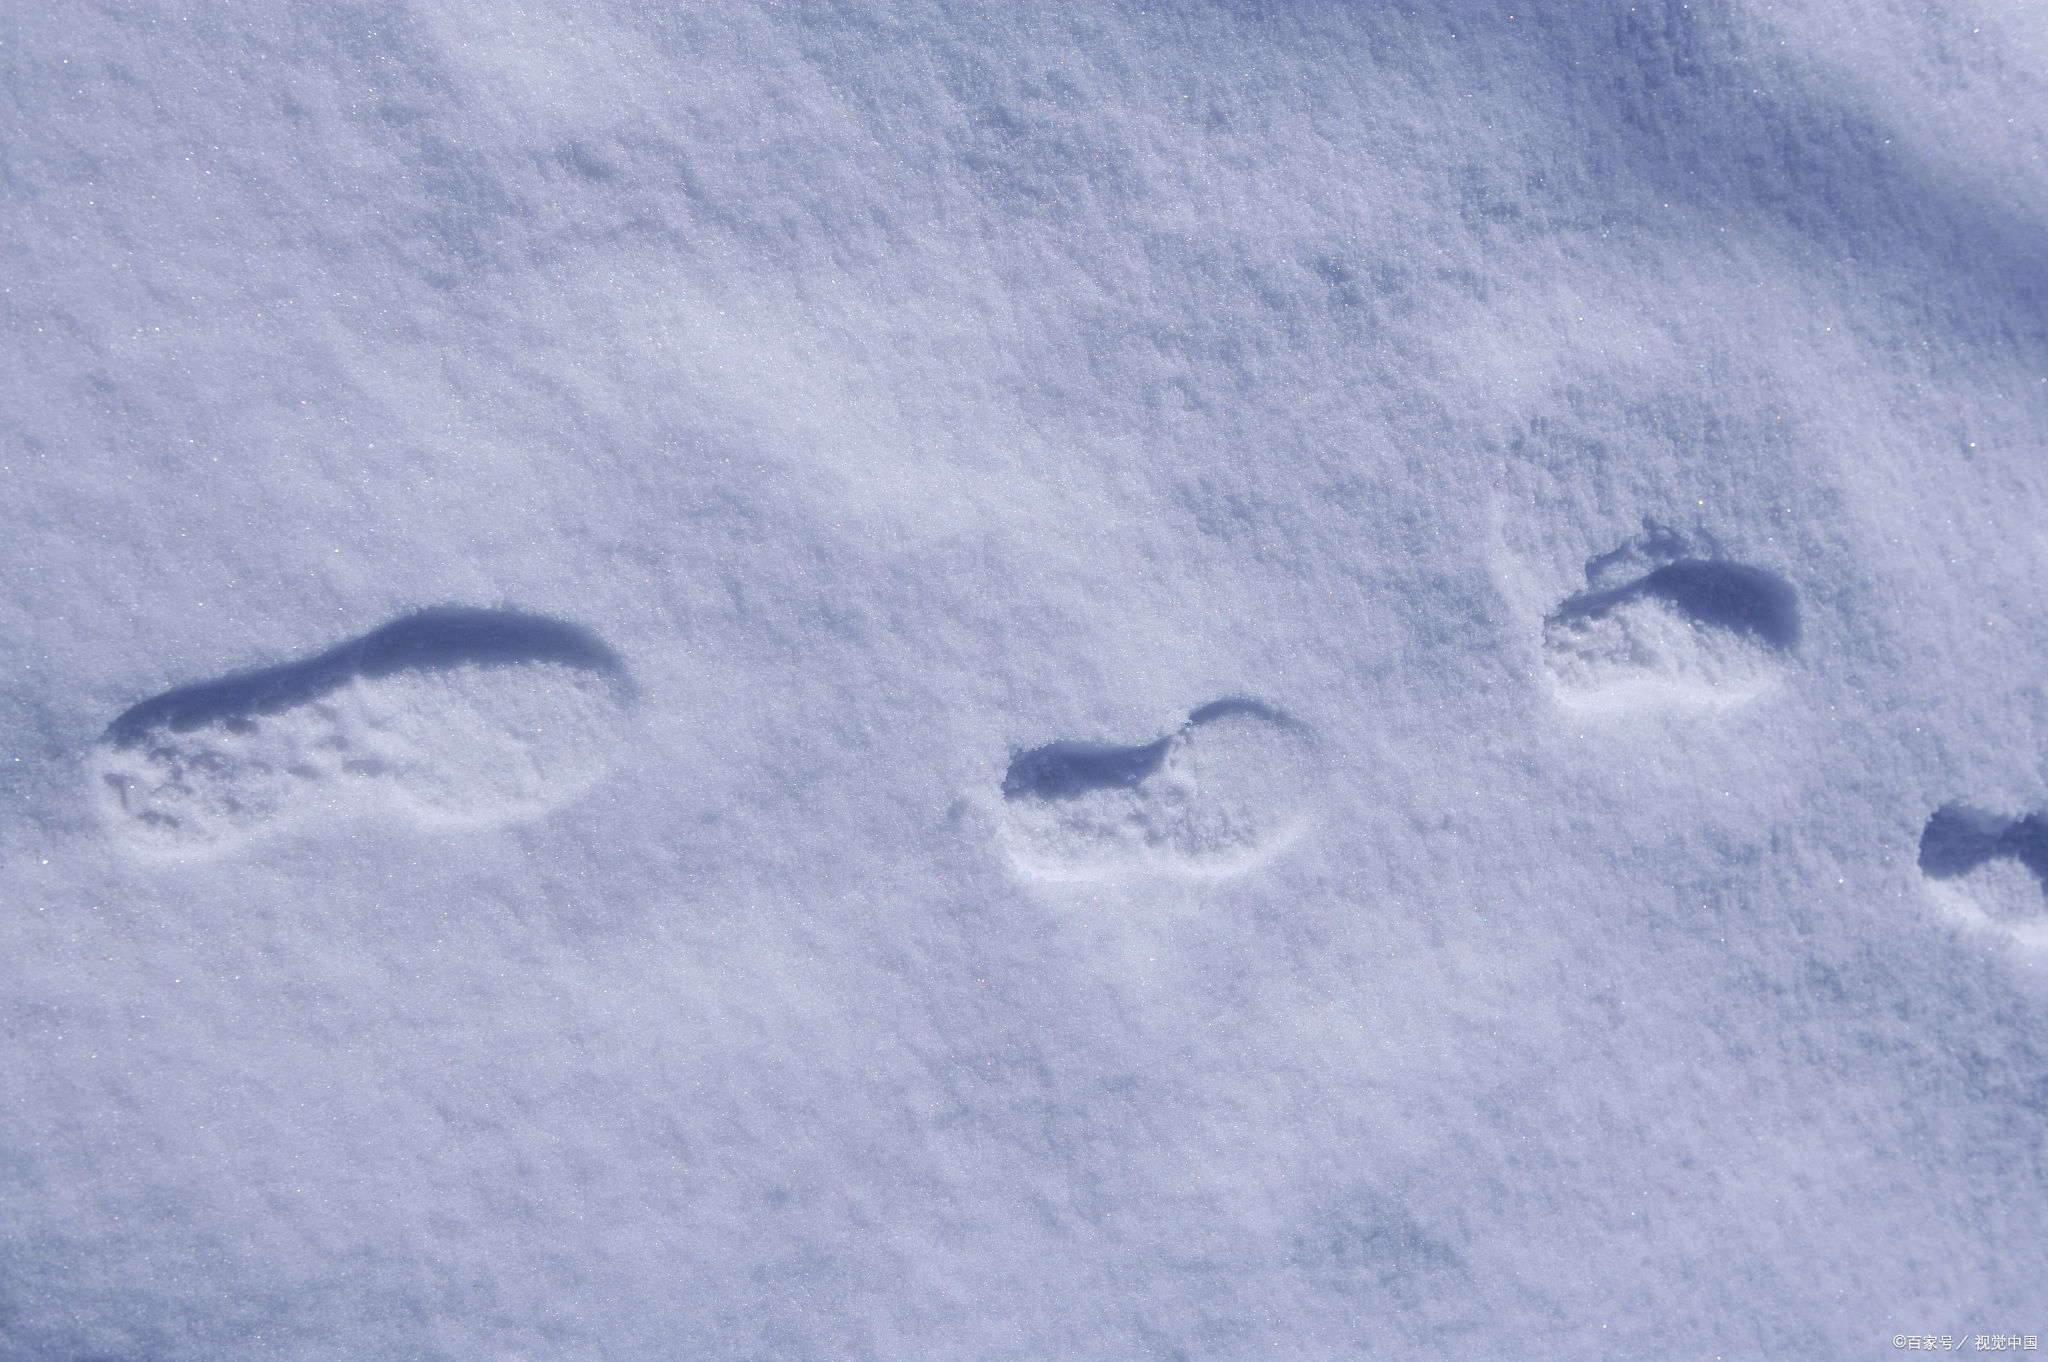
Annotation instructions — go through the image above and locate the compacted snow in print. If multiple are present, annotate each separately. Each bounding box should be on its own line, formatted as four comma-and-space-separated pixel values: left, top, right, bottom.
4, 4, 2047, 1358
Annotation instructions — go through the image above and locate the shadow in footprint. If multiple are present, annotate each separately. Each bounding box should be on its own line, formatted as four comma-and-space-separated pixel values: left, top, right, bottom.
1919, 805, 2048, 895
1550, 559, 1800, 651
1003, 737, 1173, 802
1543, 545, 1799, 706
106, 608, 627, 747
1918, 804, 2048, 946
999, 699, 1317, 881
97, 608, 630, 851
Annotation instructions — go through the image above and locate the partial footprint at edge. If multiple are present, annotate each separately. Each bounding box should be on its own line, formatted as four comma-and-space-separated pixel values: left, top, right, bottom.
1542, 550, 1799, 708
93, 608, 632, 852
1918, 804, 2048, 952
999, 700, 1318, 881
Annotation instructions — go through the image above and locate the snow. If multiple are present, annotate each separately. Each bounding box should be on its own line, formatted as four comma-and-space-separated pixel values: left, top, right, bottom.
4, 3, 2047, 1357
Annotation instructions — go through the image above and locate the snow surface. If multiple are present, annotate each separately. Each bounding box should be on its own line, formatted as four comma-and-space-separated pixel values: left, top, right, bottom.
5, 2, 2048, 1357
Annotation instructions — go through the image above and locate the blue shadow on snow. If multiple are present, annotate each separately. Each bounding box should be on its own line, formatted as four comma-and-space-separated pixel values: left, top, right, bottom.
1919, 805, 2048, 895
1002, 698, 1295, 802
1550, 559, 1800, 650
105, 607, 626, 748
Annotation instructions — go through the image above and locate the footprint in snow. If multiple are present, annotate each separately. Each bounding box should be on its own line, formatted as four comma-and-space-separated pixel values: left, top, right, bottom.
93, 608, 630, 853
999, 700, 1317, 881
1918, 804, 2048, 952
1543, 538, 1798, 708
